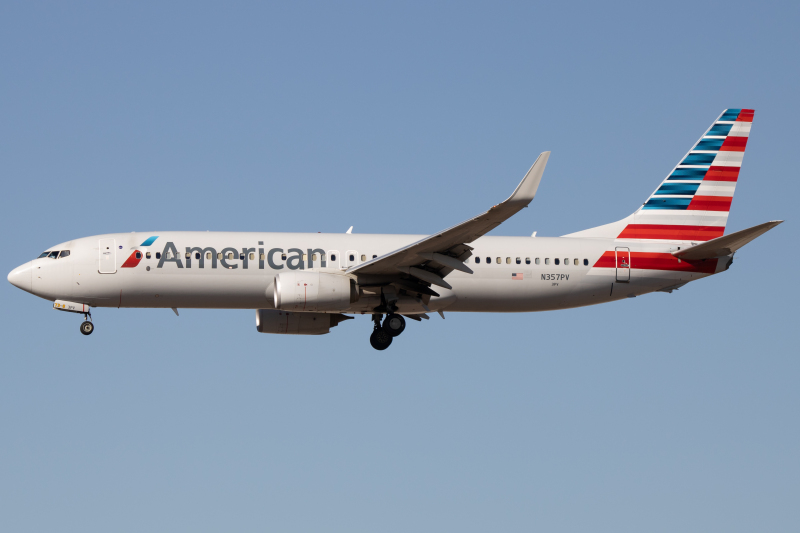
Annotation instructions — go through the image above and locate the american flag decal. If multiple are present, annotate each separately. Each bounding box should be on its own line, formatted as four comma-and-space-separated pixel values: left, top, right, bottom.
511, 273, 523, 280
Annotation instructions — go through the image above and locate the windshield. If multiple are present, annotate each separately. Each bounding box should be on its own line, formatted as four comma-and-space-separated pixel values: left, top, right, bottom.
38, 251, 50, 258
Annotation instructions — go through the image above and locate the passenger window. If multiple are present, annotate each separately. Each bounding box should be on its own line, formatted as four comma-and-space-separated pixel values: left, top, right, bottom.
373, 254, 377, 259
506, 257, 511, 264
146, 252, 151, 259
227, 252, 234, 260
496, 257, 501, 264
302, 254, 307, 261
281, 253, 287, 260
574, 258, 579, 266
185, 252, 190, 259
516, 257, 521, 264
156, 252, 161, 259
240, 254, 245, 260
535, 258, 540, 265
311, 254, 317, 261
360, 254, 366, 261
485, 257, 491, 263
584, 258, 589, 266
59, 250, 70, 258
260, 253, 265, 260
475, 257, 480, 264
206, 252, 212, 260
321, 253, 327, 261
544, 258, 549, 265
218, 253, 223, 260
525, 257, 531, 265
349, 254, 355, 261
48, 251, 59, 259
564, 258, 568, 265
250, 252, 255, 260
330, 254, 336, 261
135, 252, 142, 259
38, 251, 50, 258
555, 258, 560, 265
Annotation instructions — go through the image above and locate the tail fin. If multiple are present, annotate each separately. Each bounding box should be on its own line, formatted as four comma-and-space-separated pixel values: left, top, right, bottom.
565, 109, 754, 241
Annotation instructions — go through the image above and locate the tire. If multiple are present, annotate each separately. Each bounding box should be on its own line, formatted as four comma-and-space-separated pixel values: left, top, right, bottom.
369, 328, 393, 350
80, 321, 94, 336
383, 314, 406, 337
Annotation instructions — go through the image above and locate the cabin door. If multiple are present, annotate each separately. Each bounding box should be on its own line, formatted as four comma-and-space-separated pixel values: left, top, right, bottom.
615, 246, 630, 282
99, 238, 117, 274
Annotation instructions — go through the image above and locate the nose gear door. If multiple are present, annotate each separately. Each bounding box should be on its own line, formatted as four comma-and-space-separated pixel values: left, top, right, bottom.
615, 246, 630, 282
99, 238, 117, 274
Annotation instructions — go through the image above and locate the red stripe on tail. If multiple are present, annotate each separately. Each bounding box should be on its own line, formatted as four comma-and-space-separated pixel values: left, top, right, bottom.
687, 196, 733, 211
704, 166, 740, 182
719, 136, 748, 152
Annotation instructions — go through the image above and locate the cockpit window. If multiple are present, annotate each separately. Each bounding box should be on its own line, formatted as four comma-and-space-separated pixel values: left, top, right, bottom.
59, 250, 70, 258
48, 251, 59, 259
38, 251, 50, 258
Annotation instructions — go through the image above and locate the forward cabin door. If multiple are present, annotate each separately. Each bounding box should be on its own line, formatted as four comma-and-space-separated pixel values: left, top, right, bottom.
99, 238, 117, 274
615, 246, 630, 282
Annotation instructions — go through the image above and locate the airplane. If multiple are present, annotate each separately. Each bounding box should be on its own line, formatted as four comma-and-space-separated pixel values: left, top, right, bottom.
7, 109, 782, 350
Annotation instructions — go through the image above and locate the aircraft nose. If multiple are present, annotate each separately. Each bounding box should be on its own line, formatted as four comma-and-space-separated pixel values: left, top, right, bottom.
8, 261, 33, 293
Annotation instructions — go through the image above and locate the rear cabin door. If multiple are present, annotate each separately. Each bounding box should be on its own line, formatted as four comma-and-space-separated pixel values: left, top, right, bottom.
615, 246, 630, 282
99, 238, 117, 274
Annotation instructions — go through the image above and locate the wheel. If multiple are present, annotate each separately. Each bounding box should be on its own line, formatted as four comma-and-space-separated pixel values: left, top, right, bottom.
369, 328, 393, 350
80, 321, 94, 336
383, 314, 406, 337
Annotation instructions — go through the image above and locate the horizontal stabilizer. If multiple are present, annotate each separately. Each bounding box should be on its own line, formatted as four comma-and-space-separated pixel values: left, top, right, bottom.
672, 220, 783, 260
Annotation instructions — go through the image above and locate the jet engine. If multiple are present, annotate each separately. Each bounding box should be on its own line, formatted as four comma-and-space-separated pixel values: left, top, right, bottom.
256, 309, 352, 335
273, 271, 359, 312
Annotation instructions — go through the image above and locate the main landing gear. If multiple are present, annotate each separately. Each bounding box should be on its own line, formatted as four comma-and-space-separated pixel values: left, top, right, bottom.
369, 313, 406, 350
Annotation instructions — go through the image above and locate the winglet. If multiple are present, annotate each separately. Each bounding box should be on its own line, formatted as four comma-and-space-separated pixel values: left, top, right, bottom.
505, 151, 550, 205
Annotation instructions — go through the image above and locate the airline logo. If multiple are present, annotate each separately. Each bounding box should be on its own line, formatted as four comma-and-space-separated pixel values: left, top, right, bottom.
618, 109, 753, 242
121, 236, 159, 268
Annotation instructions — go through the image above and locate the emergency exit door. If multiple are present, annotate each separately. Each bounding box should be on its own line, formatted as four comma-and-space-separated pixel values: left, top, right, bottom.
615, 246, 630, 282
99, 238, 117, 273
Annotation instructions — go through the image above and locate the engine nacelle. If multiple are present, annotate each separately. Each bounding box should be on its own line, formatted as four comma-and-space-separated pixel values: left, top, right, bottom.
256, 309, 352, 335
273, 271, 359, 312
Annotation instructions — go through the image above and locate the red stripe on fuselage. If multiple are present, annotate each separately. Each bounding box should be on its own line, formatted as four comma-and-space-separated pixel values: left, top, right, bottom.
592, 251, 717, 273
617, 224, 724, 241
687, 196, 733, 211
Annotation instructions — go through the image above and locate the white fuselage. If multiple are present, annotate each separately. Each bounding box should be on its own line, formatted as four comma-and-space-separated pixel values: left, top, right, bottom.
10, 231, 727, 315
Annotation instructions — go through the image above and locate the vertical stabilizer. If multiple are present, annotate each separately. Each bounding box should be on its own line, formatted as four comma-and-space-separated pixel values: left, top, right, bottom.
565, 109, 754, 241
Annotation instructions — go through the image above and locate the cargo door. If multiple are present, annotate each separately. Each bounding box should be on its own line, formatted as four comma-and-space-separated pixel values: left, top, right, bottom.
615, 246, 630, 282
99, 238, 117, 274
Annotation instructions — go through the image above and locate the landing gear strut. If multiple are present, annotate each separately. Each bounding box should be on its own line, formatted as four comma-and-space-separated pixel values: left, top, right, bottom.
80, 310, 94, 336
369, 314, 392, 350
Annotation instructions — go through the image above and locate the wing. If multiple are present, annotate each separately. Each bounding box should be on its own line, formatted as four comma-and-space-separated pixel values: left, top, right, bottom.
347, 152, 550, 290
672, 220, 783, 261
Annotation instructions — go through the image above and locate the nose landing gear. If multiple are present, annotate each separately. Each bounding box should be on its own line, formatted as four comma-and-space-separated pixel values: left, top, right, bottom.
79, 309, 94, 335
80, 320, 94, 335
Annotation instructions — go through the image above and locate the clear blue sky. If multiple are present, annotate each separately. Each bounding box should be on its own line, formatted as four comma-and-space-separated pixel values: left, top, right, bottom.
1, 2, 798, 532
